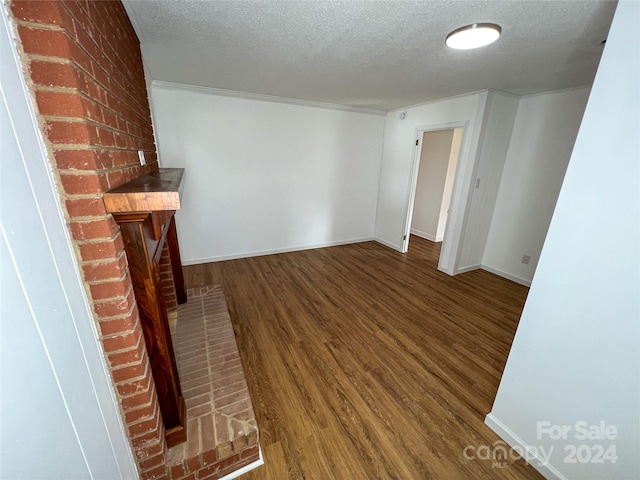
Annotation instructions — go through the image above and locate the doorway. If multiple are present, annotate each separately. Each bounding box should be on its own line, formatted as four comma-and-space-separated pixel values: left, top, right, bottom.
406, 127, 464, 253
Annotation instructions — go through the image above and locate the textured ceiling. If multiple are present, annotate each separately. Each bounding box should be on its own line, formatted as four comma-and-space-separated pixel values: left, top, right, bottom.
123, 0, 616, 110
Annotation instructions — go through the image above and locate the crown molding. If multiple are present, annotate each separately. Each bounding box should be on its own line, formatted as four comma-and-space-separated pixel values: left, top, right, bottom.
518, 84, 592, 99
151, 80, 387, 116
387, 89, 492, 113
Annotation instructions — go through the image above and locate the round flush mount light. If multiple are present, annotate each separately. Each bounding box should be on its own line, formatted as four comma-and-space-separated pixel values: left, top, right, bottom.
446, 23, 502, 50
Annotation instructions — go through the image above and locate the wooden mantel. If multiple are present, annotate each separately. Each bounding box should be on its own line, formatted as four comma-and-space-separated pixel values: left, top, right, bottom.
104, 167, 184, 213
104, 168, 188, 447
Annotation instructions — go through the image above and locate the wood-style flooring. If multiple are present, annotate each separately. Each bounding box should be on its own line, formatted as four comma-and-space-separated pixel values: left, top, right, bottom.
183, 236, 542, 479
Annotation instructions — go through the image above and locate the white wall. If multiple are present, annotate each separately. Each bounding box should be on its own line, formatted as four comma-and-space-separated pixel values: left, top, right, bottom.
1, 9, 137, 478
482, 87, 591, 285
151, 82, 385, 263
375, 92, 486, 273
456, 91, 519, 271
376, 90, 518, 275
411, 129, 455, 242
486, 2, 639, 479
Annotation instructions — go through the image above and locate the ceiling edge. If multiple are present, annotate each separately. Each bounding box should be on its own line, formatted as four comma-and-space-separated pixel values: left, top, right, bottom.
121, 0, 145, 43
518, 84, 593, 99
387, 89, 498, 113
150, 80, 388, 116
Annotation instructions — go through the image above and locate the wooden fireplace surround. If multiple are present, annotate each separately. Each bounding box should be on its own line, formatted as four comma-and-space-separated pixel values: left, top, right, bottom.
104, 168, 188, 447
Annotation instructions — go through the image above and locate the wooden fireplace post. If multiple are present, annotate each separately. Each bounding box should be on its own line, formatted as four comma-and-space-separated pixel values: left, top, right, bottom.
104, 168, 187, 447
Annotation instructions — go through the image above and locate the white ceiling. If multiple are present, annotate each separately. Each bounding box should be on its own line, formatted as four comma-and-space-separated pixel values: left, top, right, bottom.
123, 0, 616, 111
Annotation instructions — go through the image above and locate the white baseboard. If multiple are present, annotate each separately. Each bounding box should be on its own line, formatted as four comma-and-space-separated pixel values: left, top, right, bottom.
182, 237, 374, 265
454, 264, 481, 274
410, 228, 443, 242
480, 265, 532, 287
219, 446, 264, 480
454, 264, 532, 286
373, 236, 403, 252
485, 413, 567, 480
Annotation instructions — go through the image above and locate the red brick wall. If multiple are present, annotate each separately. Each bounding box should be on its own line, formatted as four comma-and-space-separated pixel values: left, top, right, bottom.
160, 243, 178, 313
10, 1, 169, 478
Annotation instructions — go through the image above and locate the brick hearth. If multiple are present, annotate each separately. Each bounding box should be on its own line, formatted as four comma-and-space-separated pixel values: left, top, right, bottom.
167, 286, 261, 480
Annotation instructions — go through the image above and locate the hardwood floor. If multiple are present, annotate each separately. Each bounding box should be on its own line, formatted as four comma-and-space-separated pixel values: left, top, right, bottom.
183, 236, 542, 479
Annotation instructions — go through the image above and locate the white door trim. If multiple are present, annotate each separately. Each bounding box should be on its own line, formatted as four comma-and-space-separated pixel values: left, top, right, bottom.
402, 121, 468, 251
400, 92, 489, 276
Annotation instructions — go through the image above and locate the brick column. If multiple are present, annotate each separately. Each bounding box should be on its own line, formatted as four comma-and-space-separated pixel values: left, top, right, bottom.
9, 1, 169, 478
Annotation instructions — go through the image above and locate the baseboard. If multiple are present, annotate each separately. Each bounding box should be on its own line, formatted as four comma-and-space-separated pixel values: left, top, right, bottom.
480, 265, 532, 287
454, 264, 481, 274
182, 237, 375, 265
410, 228, 442, 243
219, 446, 264, 480
485, 413, 567, 480
373, 236, 403, 252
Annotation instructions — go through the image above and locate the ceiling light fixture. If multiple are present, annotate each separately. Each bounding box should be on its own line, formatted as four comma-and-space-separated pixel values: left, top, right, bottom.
446, 23, 502, 50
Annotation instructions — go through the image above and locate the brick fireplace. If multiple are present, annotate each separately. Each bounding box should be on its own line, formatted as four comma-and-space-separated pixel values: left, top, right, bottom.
7, 1, 259, 478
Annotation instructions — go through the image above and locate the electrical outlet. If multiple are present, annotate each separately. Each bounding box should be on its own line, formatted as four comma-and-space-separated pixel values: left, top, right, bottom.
521, 254, 531, 265
137, 150, 146, 166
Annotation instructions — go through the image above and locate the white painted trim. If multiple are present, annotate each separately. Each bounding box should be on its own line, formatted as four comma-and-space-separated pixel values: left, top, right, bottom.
152, 80, 387, 116
480, 265, 532, 287
387, 89, 491, 113
373, 117, 388, 246
389, 87, 590, 113
519, 84, 591, 99
410, 229, 443, 243
400, 120, 469, 253
219, 447, 264, 480
374, 236, 403, 252
400, 109, 480, 276
485, 414, 567, 480
483, 88, 522, 100
453, 264, 481, 274
444, 91, 490, 275
452, 263, 533, 286
182, 237, 375, 265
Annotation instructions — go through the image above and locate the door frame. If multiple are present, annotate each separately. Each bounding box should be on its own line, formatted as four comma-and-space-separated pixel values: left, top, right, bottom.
402, 122, 468, 261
